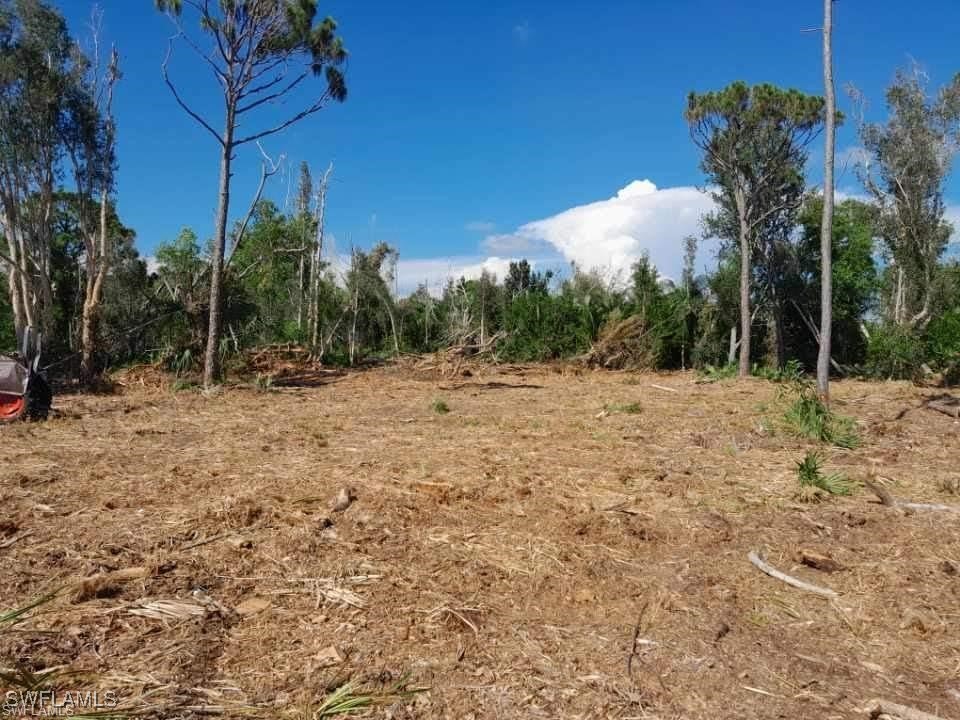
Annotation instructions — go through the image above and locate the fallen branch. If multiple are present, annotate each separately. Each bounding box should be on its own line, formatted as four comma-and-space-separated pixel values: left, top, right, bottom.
864, 480, 959, 513
0, 531, 31, 549
626, 600, 650, 677
747, 551, 839, 598
866, 698, 949, 720
650, 384, 678, 394
927, 396, 960, 419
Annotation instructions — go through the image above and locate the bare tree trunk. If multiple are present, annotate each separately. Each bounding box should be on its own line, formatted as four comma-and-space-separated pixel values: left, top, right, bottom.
2, 209, 27, 339
203, 118, 235, 388
909, 265, 933, 329
349, 285, 359, 366
728, 326, 738, 366
14, 228, 37, 331
307, 245, 318, 346
817, 0, 836, 402
380, 290, 400, 357
308, 163, 332, 350
735, 192, 752, 378
80, 189, 111, 382
297, 246, 306, 333
772, 304, 786, 370
893, 264, 905, 325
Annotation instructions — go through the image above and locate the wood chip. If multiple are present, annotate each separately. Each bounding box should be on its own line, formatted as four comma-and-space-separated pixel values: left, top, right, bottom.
798, 549, 845, 573
234, 596, 271, 617
331, 487, 355, 512
318, 584, 366, 608
315, 645, 344, 667
129, 599, 207, 621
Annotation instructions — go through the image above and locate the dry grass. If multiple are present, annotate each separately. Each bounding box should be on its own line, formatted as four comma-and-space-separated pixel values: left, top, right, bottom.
1, 364, 959, 719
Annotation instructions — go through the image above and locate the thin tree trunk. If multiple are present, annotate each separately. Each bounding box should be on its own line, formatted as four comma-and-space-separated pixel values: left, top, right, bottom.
772, 299, 786, 370
14, 228, 37, 331
203, 118, 234, 388
3, 213, 26, 339
297, 247, 305, 333
349, 286, 359, 365
817, 0, 835, 402
380, 290, 400, 357
80, 189, 111, 382
307, 246, 318, 346
893, 264, 905, 325
735, 192, 752, 378
308, 164, 332, 350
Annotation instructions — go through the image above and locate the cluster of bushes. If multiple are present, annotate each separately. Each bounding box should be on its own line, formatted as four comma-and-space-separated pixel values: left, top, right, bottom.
3, 194, 958, 383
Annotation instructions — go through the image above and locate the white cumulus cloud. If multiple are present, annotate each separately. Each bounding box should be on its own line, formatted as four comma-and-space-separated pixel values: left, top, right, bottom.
393, 256, 528, 297
484, 179, 716, 281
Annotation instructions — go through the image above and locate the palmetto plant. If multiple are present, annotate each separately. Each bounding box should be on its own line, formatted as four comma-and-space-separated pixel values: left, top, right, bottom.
796, 451, 854, 496
781, 379, 859, 449
309, 675, 425, 718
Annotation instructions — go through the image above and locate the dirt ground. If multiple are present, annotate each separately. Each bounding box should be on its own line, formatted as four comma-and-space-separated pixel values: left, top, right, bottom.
2, 364, 959, 719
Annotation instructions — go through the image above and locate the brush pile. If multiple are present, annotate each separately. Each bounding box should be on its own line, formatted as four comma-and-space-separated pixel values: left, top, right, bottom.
403, 331, 506, 378
581, 314, 656, 370
243, 343, 318, 375
112, 363, 172, 391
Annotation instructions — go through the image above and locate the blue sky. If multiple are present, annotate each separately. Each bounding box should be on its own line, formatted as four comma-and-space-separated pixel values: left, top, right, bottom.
59, 0, 960, 292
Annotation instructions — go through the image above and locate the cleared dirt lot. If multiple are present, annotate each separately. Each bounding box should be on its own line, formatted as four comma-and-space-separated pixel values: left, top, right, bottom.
2, 365, 959, 719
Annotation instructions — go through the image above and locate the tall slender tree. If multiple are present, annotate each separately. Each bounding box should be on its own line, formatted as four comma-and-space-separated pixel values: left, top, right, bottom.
153, 0, 348, 386
817, 0, 837, 402
817, 0, 836, 401
686, 82, 825, 377
307, 162, 332, 349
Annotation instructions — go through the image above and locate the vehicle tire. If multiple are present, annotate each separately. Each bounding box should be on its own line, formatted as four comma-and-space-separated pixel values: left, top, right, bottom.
25, 375, 52, 421
0, 392, 26, 423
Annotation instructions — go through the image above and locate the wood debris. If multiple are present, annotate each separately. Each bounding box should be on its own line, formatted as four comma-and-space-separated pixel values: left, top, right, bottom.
748, 551, 839, 598
128, 599, 207, 621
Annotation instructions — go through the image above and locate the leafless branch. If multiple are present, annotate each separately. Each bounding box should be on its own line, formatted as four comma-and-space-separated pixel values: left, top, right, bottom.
225, 142, 285, 267
162, 37, 224, 147
173, 17, 229, 90
237, 72, 308, 114
235, 90, 334, 146
747, 551, 839, 598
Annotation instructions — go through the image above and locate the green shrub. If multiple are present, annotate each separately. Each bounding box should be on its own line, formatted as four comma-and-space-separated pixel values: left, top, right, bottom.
499, 292, 594, 362
864, 324, 924, 380
781, 381, 859, 449
754, 359, 805, 383
431, 398, 450, 415
697, 363, 738, 383
796, 451, 854, 496
925, 309, 960, 381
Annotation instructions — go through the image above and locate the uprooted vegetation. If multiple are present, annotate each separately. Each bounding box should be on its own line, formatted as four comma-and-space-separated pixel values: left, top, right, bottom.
2, 365, 959, 719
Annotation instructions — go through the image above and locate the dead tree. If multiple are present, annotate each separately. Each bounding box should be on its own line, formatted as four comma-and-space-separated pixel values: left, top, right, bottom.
69, 11, 121, 383
308, 163, 333, 350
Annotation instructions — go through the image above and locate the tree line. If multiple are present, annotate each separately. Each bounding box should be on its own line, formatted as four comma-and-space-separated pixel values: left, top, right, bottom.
1, 0, 959, 386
